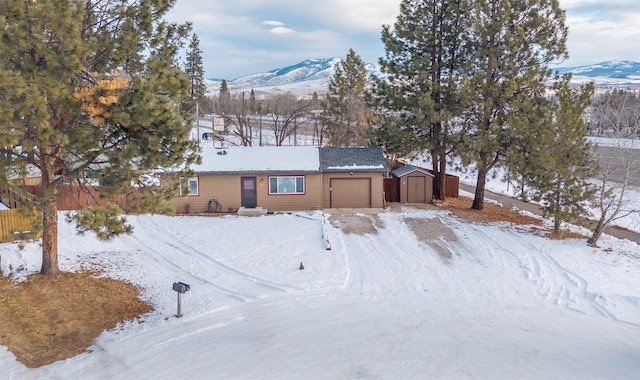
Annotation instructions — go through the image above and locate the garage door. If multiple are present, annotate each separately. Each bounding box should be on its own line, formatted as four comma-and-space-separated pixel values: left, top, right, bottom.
330, 178, 371, 208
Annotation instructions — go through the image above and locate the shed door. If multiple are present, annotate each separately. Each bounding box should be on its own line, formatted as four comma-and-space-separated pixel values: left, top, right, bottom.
330, 178, 371, 208
241, 177, 257, 208
407, 176, 426, 203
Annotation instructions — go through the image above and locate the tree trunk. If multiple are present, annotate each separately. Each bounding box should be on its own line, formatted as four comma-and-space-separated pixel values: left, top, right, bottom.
437, 155, 447, 201
587, 217, 606, 247
472, 168, 487, 210
40, 163, 60, 274
553, 188, 561, 235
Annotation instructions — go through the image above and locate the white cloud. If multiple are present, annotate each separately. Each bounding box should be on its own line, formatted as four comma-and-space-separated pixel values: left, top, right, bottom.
167, 0, 640, 79
262, 20, 284, 27
270, 26, 295, 34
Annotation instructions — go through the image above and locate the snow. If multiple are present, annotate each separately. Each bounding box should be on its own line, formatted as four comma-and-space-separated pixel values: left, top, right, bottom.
2, 132, 640, 378
1, 203, 640, 378
193, 145, 320, 173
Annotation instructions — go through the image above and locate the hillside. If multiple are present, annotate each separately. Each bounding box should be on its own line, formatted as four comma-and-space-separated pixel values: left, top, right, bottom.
206, 59, 640, 97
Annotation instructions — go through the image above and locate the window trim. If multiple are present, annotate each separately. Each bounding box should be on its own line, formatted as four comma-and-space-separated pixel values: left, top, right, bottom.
180, 176, 199, 196
268, 175, 305, 195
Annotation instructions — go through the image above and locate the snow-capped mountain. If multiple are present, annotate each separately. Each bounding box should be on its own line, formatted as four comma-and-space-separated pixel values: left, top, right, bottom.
555, 60, 640, 90
556, 60, 640, 79
205, 58, 338, 97
205, 58, 379, 97
205, 59, 640, 97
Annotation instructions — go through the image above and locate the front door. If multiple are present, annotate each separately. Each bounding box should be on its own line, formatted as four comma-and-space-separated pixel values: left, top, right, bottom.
241, 177, 257, 208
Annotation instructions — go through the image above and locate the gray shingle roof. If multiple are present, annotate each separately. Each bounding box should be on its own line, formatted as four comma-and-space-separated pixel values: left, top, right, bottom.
391, 164, 434, 178
319, 147, 387, 172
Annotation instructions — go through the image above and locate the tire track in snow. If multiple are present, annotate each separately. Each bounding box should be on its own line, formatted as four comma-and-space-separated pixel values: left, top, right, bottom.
330, 213, 448, 299
139, 215, 301, 294
128, 215, 296, 303
452, 219, 625, 322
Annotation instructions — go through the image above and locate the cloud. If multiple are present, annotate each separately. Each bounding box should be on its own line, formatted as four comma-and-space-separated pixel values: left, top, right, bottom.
262, 20, 284, 27
167, 0, 640, 79
270, 26, 295, 34
559, 0, 640, 65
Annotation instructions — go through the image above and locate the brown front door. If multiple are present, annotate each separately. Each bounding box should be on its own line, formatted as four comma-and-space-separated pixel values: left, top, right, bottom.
241, 177, 257, 208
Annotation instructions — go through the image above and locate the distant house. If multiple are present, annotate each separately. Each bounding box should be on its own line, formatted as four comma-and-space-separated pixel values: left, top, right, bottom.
171, 146, 388, 213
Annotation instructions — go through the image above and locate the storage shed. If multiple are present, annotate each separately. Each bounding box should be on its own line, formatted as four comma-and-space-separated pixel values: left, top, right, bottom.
391, 164, 435, 203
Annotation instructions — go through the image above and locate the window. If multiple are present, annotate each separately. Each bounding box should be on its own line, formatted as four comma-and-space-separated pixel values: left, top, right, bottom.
180, 177, 199, 196
269, 176, 304, 194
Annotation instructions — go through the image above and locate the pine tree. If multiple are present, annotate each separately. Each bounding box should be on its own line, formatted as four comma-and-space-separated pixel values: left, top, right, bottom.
184, 33, 207, 116
375, 0, 472, 200
458, 0, 568, 210
0, 0, 199, 274
525, 76, 597, 234
218, 79, 231, 116
321, 49, 372, 147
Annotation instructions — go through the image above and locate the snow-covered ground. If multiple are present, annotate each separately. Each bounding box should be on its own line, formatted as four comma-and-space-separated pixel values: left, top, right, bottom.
1, 203, 639, 379
1, 133, 639, 379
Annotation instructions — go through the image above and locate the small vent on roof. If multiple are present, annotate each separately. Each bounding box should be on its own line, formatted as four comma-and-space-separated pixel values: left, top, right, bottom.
217, 150, 227, 155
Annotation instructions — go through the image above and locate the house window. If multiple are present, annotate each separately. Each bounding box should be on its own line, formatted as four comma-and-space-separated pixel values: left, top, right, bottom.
269, 176, 304, 194
180, 177, 199, 196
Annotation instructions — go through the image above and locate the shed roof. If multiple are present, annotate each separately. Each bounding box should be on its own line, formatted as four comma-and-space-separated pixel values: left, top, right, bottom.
320, 147, 387, 172
391, 164, 435, 178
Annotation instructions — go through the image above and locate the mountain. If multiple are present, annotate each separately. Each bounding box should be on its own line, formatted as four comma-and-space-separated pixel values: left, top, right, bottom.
205, 58, 379, 97
555, 60, 640, 79
204, 58, 338, 97
205, 59, 640, 97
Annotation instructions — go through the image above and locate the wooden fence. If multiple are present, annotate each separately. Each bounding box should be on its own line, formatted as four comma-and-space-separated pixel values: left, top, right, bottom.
0, 185, 133, 242
0, 208, 40, 243
22, 185, 131, 211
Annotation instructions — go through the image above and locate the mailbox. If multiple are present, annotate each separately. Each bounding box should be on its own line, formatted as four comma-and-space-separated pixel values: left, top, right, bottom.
172, 281, 190, 294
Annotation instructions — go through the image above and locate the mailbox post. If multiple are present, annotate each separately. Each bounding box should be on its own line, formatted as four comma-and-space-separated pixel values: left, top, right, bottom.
172, 281, 190, 318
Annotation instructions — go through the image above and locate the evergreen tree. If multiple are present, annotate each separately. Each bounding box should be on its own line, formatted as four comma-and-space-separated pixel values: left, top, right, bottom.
321, 49, 372, 147
184, 33, 207, 116
0, 0, 199, 274
458, 0, 568, 210
218, 79, 231, 116
375, 0, 472, 200
525, 76, 597, 234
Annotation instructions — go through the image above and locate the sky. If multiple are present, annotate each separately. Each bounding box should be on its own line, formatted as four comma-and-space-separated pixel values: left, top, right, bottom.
166, 0, 640, 80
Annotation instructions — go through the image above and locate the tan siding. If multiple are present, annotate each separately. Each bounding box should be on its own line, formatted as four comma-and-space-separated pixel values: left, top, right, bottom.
173, 173, 323, 213
398, 173, 434, 203
258, 174, 323, 211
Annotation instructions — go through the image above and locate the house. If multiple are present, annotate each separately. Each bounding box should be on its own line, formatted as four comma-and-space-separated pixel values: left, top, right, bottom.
171, 146, 388, 214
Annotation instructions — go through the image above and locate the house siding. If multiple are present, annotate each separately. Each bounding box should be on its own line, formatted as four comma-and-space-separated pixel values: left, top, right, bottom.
398, 172, 434, 203
174, 173, 324, 213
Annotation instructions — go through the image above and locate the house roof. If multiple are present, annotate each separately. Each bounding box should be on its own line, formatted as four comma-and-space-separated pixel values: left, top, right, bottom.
191, 146, 388, 174
391, 164, 435, 178
193, 146, 320, 174
319, 147, 387, 172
